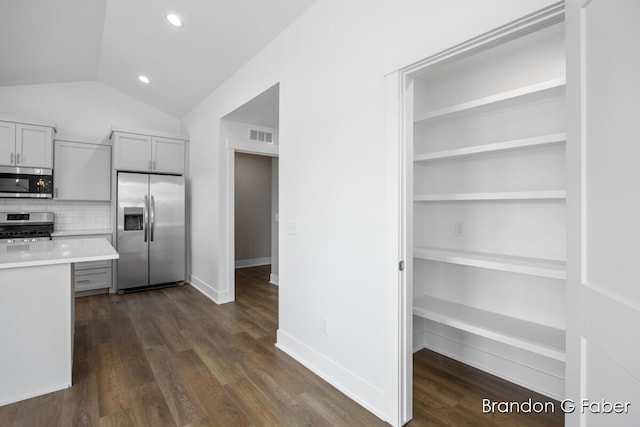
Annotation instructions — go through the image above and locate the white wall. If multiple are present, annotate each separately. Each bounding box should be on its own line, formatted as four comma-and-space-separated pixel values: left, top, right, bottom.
182, 0, 557, 423
234, 152, 273, 267
0, 81, 180, 139
221, 120, 279, 145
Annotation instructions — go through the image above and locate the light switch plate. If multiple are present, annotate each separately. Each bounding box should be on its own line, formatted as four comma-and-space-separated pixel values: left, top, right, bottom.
287, 220, 298, 235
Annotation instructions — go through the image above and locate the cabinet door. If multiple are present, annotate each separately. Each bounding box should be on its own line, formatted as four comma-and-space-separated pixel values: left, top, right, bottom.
16, 124, 53, 168
114, 133, 152, 172
0, 121, 16, 167
54, 141, 111, 201
152, 137, 184, 174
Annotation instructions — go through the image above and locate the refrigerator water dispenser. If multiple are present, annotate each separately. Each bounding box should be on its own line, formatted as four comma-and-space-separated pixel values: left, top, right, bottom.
123, 207, 144, 231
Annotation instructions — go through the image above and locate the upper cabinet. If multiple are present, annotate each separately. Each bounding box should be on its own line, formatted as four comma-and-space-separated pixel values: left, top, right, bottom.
152, 137, 185, 174
113, 133, 151, 172
54, 138, 111, 201
0, 117, 55, 169
112, 128, 186, 175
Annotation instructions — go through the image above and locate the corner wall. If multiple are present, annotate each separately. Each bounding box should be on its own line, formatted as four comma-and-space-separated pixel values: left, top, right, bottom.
0, 81, 180, 139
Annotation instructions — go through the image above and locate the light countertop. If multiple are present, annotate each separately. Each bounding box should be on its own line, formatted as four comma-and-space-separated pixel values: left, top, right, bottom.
0, 237, 118, 270
51, 229, 112, 237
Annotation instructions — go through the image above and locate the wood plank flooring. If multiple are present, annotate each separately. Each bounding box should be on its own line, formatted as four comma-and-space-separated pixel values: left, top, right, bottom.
0, 265, 563, 426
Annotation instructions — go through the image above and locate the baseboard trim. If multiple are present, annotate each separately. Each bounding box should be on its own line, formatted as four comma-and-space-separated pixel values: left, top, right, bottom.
269, 273, 279, 286
414, 327, 564, 400
189, 274, 231, 304
0, 382, 70, 407
276, 329, 388, 423
235, 257, 271, 268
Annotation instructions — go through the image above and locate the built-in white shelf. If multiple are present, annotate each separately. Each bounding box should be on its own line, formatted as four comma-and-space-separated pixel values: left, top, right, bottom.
414, 133, 566, 162
413, 295, 566, 361
414, 190, 566, 202
413, 246, 566, 279
414, 78, 566, 124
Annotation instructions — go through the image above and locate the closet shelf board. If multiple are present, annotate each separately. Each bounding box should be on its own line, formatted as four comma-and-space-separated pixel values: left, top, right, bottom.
414, 78, 566, 124
413, 295, 566, 361
414, 246, 566, 279
414, 190, 566, 202
414, 133, 566, 162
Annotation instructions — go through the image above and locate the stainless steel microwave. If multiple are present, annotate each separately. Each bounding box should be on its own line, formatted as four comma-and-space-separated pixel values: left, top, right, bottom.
0, 166, 53, 198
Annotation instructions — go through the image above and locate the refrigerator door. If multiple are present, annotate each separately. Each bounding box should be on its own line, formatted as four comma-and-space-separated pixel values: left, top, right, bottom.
149, 174, 185, 285
117, 172, 149, 290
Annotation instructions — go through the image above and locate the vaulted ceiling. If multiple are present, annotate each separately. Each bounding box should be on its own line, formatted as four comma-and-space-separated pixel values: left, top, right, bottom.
0, 0, 317, 118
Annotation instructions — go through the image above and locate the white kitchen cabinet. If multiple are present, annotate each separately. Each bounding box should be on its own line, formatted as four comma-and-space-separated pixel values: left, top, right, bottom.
54, 139, 111, 201
152, 136, 185, 174
112, 130, 185, 174
0, 121, 16, 166
407, 17, 566, 398
0, 119, 54, 168
113, 133, 152, 172
52, 233, 113, 294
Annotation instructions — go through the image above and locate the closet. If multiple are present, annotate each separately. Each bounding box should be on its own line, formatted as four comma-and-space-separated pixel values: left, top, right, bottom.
409, 17, 566, 398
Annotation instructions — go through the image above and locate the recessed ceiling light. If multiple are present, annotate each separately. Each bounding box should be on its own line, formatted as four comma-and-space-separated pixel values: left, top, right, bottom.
138, 75, 150, 84
166, 13, 183, 27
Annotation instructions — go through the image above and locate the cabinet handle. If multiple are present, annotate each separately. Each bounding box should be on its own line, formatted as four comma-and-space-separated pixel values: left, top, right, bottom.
148, 160, 152, 171
10, 152, 14, 164
153, 160, 156, 170
16, 153, 20, 164
55, 188, 59, 198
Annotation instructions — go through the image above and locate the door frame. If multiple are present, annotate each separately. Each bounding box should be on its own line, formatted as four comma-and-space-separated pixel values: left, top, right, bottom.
225, 138, 279, 302
392, 3, 565, 424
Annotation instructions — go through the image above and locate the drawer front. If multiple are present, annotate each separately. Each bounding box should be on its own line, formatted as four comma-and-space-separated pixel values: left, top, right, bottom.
75, 259, 112, 271
75, 268, 112, 292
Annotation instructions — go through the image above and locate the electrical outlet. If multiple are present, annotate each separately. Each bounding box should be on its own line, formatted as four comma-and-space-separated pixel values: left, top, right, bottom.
321, 317, 328, 335
454, 221, 464, 237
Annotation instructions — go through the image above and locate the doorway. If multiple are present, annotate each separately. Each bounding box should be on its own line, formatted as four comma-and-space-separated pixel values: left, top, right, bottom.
395, 5, 566, 423
222, 83, 280, 302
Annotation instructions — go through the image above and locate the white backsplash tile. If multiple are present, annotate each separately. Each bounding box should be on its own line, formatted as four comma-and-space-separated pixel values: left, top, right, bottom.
0, 199, 111, 231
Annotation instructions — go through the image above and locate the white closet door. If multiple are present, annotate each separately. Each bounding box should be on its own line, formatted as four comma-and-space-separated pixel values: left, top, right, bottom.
567, 0, 640, 425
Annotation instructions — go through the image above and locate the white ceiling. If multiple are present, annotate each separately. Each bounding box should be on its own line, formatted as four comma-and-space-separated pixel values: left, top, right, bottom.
0, 0, 317, 118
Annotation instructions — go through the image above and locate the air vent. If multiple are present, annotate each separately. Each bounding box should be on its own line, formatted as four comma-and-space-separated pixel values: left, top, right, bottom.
249, 129, 273, 143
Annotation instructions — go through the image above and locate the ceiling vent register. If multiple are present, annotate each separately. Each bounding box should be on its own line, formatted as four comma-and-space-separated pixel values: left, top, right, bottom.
249, 129, 273, 143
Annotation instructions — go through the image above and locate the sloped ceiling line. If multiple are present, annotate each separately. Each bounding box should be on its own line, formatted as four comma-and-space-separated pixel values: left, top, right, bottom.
0, 0, 318, 118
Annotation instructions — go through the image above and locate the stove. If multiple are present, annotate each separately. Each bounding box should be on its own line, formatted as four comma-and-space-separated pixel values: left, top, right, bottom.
0, 212, 54, 243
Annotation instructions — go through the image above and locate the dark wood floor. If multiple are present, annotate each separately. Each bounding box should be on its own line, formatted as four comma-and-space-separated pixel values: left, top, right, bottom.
0, 265, 563, 426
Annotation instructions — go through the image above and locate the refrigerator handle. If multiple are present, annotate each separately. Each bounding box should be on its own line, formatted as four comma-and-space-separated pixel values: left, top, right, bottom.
144, 195, 149, 242
150, 195, 155, 242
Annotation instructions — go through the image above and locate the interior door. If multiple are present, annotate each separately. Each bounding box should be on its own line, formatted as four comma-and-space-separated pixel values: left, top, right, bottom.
117, 172, 149, 290
567, 1, 640, 425
149, 174, 185, 285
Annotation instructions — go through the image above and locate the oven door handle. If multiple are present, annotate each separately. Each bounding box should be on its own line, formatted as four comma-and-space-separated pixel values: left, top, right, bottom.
144, 195, 149, 242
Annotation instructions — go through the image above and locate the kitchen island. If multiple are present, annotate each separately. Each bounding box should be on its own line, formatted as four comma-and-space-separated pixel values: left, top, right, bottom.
0, 238, 118, 406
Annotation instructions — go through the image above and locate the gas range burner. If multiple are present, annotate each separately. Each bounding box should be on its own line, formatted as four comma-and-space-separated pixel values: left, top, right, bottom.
0, 212, 54, 242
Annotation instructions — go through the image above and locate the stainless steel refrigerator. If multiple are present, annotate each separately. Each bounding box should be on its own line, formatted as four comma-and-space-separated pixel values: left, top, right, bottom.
116, 172, 185, 291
